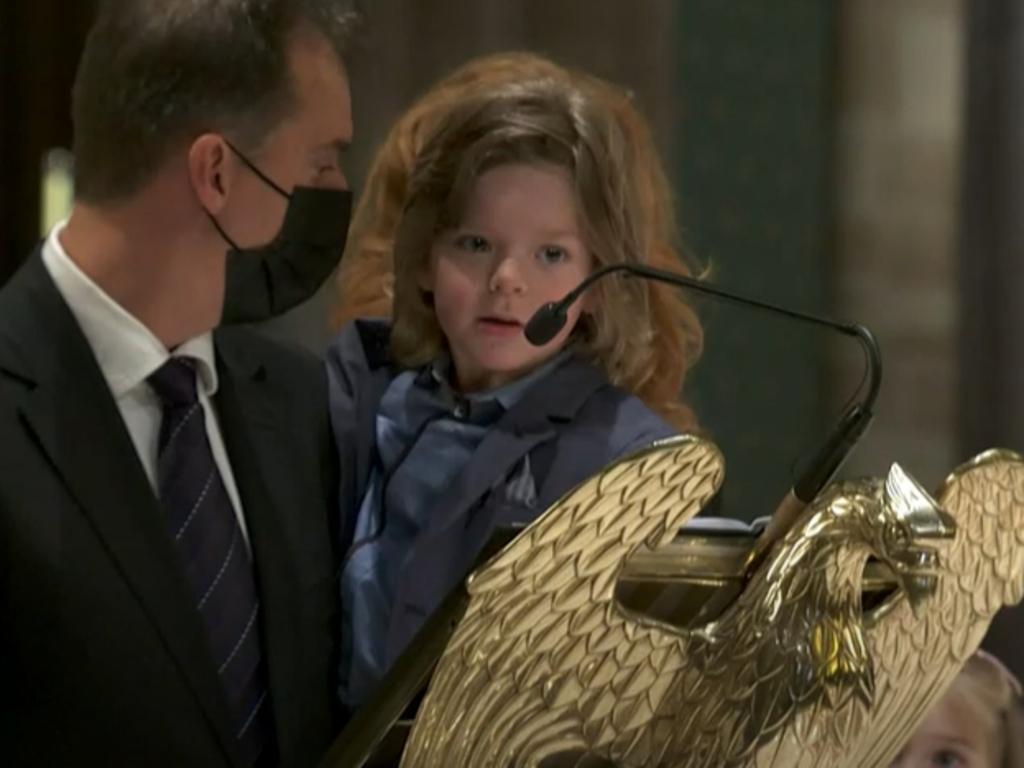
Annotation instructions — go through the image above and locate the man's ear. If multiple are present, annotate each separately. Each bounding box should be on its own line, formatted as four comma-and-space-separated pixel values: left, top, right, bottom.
187, 134, 232, 214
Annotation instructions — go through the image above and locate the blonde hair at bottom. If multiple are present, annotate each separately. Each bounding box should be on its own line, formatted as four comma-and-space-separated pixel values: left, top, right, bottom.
945, 652, 1024, 768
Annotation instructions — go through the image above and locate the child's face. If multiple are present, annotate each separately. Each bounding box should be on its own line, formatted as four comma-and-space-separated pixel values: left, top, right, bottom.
425, 162, 594, 392
890, 692, 996, 768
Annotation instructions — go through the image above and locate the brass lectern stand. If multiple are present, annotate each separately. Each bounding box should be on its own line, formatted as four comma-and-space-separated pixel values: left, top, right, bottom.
323, 437, 1024, 768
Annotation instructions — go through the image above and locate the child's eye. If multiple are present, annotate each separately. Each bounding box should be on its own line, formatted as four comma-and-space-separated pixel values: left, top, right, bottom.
455, 234, 491, 253
931, 749, 965, 768
538, 246, 568, 264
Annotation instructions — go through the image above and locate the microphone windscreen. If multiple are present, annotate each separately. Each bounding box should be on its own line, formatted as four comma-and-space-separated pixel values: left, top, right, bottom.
524, 304, 566, 346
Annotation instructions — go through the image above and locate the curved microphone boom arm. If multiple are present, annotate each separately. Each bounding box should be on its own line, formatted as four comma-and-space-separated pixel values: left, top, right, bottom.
524, 262, 882, 573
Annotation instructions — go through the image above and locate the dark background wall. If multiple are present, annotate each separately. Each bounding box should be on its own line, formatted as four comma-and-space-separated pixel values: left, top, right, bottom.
0, 1, 96, 284
958, 0, 1024, 681
675, 1, 836, 521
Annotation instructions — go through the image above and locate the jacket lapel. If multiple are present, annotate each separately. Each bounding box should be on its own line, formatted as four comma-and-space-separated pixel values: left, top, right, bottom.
338, 320, 397, 556
213, 332, 307, 759
0, 254, 242, 763
386, 358, 609, 657
426, 358, 609, 534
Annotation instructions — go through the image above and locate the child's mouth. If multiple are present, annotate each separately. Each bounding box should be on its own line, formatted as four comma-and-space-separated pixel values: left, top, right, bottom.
477, 317, 523, 335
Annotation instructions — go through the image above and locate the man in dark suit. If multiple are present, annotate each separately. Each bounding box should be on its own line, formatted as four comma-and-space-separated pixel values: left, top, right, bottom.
0, 1, 357, 765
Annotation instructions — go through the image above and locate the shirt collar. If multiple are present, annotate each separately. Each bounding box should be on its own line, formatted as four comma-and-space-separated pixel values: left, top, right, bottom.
41, 219, 219, 399
420, 348, 574, 418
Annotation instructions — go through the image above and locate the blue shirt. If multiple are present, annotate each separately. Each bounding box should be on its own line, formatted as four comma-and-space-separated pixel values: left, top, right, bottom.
339, 352, 569, 708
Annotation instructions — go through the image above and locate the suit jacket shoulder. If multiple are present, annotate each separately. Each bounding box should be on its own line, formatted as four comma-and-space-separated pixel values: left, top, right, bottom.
216, 325, 324, 389
1, 252, 341, 767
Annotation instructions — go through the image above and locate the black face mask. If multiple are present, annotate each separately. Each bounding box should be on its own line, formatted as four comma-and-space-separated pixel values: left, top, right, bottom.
208, 140, 352, 325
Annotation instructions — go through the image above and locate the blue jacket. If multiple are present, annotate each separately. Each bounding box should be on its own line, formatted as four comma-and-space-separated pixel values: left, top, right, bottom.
325, 319, 676, 665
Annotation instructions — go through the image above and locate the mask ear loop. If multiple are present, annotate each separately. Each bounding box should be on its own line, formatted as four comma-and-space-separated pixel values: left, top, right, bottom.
204, 209, 241, 250
204, 138, 292, 249
223, 139, 291, 200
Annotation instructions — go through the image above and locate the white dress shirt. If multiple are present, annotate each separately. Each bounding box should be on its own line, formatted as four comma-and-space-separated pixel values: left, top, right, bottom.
41, 220, 251, 551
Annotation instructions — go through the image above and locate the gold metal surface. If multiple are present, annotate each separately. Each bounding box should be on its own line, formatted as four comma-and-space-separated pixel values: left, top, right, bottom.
834, 449, 1024, 766
619, 536, 902, 589
398, 437, 1024, 767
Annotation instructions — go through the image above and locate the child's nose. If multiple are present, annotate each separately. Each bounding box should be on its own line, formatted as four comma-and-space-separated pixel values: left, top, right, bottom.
487, 255, 527, 295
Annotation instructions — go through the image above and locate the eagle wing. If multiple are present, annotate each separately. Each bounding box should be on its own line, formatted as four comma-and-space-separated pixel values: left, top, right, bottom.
400, 435, 724, 768
842, 449, 1024, 767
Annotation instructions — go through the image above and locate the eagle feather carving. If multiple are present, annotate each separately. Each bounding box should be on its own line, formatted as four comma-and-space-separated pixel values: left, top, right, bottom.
400, 437, 1024, 768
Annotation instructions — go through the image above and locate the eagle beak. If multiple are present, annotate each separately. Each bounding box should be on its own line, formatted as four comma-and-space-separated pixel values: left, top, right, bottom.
885, 463, 957, 541
884, 464, 957, 617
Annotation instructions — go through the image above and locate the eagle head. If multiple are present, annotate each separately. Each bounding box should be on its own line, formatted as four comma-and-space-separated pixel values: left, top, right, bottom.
871, 463, 957, 618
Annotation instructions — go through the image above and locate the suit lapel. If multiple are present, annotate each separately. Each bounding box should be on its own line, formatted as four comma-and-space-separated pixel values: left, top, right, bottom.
342, 365, 391, 556
337, 319, 396, 556
213, 333, 306, 758
0, 254, 242, 763
428, 420, 552, 533
424, 357, 610, 534
384, 421, 550, 661
387, 359, 609, 655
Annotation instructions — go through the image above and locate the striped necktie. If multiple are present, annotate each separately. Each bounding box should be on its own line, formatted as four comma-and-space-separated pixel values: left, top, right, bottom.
148, 356, 274, 766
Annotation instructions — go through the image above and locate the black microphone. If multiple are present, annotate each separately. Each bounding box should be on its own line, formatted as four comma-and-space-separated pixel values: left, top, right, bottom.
525, 262, 882, 573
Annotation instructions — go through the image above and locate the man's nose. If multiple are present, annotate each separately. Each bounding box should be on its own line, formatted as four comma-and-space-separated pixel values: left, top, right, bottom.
324, 168, 349, 191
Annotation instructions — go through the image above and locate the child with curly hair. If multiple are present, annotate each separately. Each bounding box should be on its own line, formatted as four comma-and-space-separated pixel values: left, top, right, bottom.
327, 53, 703, 710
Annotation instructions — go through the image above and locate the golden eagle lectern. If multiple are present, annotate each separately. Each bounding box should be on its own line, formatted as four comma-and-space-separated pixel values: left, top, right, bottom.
399, 436, 1024, 767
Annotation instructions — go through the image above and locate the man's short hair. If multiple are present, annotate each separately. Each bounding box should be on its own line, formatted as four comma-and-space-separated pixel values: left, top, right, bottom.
71, 0, 361, 202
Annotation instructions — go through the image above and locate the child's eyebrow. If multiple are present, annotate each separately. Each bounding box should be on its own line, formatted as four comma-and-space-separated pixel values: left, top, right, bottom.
443, 224, 583, 242
538, 230, 585, 242
920, 735, 978, 753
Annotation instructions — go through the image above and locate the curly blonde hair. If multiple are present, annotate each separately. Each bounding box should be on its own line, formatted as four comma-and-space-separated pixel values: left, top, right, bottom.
333, 52, 702, 430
